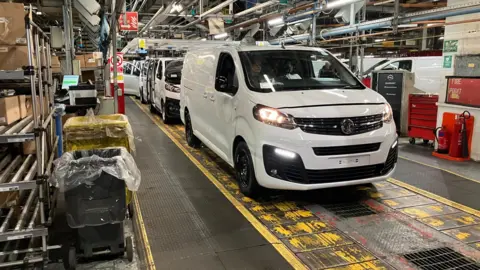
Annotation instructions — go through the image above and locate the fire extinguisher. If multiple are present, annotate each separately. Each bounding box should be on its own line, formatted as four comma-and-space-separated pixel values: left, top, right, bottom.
434, 127, 449, 154
449, 111, 471, 158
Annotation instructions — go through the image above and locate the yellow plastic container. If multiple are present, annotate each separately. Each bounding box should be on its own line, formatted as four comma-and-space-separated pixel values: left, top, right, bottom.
64, 114, 135, 204
64, 114, 135, 153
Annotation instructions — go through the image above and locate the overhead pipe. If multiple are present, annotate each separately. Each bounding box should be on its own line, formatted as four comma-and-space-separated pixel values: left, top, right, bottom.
138, 5, 165, 34
270, 2, 480, 44
177, 0, 237, 30
234, 0, 278, 18
285, 0, 365, 23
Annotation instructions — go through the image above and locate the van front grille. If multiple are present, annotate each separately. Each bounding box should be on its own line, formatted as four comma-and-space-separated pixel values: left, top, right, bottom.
295, 114, 383, 136
313, 143, 381, 156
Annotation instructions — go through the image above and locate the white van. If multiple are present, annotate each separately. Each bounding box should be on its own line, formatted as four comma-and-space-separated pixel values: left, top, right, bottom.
146, 58, 178, 111
367, 56, 447, 94
139, 59, 151, 104
152, 59, 184, 123
123, 61, 142, 97
180, 46, 398, 197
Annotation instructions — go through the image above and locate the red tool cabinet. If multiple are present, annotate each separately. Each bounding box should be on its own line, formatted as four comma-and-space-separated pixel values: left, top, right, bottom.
408, 94, 439, 144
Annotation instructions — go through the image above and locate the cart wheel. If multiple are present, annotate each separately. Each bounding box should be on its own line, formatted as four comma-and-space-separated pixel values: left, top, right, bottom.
128, 203, 134, 219
423, 139, 430, 144
409, 138, 416, 145
63, 247, 76, 270
126, 236, 134, 262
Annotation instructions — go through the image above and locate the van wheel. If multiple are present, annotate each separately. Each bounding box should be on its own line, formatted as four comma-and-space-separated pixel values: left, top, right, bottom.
161, 101, 171, 124
185, 111, 201, 148
234, 141, 262, 198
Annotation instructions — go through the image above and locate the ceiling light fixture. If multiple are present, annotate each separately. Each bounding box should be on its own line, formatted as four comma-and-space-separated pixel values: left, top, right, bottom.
214, 32, 228, 39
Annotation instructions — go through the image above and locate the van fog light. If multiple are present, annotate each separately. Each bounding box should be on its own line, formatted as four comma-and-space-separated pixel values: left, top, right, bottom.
391, 139, 398, 149
274, 148, 296, 159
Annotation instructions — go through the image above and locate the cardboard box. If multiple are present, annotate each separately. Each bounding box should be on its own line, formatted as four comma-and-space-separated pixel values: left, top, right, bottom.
52, 56, 61, 73
75, 55, 85, 67
0, 96, 20, 125
0, 46, 29, 70
22, 140, 35, 154
0, 3, 26, 45
25, 95, 40, 117
84, 53, 97, 67
18, 95, 27, 119
0, 191, 19, 208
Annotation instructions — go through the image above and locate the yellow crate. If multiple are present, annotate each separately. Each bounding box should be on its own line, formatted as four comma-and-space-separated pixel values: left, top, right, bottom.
64, 114, 135, 205
64, 114, 134, 153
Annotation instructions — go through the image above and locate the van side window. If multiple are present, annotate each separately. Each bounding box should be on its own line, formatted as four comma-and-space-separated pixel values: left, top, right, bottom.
124, 63, 132, 74
383, 60, 412, 71
215, 53, 238, 95
156, 61, 163, 80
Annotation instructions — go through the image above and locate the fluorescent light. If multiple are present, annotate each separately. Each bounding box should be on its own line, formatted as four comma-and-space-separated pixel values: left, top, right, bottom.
439, 37, 444, 40
365, 55, 375, 58
214, 32, 228, 39
332, 53, 342, 57
274, 148, 296, 159
375, 39, 385, 42
327, 0, 364, 9
268, 17, 284, 26
201, 38, 207, 41
149, 26, 153, 29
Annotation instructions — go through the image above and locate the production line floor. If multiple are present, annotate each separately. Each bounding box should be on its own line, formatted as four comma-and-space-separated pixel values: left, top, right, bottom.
126, 97, 480, 270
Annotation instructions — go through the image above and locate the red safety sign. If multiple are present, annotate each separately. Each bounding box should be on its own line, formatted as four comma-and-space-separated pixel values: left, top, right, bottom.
119, 12, 139, 31
446, 77, 480, 108
108, 52, 125, 114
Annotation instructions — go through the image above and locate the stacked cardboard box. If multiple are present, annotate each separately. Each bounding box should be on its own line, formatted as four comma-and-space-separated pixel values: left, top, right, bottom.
0, 3, 28, 71
51, 56, 61, 73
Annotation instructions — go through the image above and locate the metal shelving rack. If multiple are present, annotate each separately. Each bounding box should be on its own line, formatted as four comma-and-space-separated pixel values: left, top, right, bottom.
0, 14, 58, 268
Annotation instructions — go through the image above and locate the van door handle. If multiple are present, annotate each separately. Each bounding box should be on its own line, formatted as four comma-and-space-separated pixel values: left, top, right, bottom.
209, 95, 215, 101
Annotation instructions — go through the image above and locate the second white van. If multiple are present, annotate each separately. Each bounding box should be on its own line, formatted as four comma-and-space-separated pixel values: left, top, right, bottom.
366, 56, 449, 94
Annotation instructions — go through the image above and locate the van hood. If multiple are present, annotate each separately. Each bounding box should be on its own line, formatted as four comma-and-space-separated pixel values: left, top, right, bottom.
249, 89, 386, 109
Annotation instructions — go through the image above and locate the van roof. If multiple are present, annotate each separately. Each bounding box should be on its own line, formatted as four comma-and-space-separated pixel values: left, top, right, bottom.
189, 45, 328, 53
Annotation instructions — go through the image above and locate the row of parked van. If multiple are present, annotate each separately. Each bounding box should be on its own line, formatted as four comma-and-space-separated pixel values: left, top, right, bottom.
125, 46, 400, 197
123, 58, 185, 123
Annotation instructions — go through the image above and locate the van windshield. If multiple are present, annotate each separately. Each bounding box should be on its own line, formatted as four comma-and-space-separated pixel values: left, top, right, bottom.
238, 50, 363, 92
165, 60, 183, 85
364, 59, 389, 75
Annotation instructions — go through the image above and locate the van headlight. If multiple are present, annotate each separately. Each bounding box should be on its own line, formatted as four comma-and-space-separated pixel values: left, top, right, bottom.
382, 103, 393, 123
253, 105, 296, 130
165, 83, 180, 93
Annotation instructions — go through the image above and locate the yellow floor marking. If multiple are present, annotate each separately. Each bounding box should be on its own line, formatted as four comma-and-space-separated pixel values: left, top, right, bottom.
325, 260, 388, 270
288, 232, 352, 251
133, 193, 156, 270
130, 97, 308, 270
273, 220, 329, 238
388, 178, 480, 218
399, 155, 480, 185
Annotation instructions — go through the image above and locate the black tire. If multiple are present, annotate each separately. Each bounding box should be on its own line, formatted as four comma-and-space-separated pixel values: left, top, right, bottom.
234, 141, 262, 198
63, 247, 76, 270
161, 100, 171, 124
423, 139, 430, 144
126, 236, 134, 262
185, 111, 201, 148
127, 203, 134, 219
409, 138, 416, 145
150, 103, 157, 114
140, 88, 146, 104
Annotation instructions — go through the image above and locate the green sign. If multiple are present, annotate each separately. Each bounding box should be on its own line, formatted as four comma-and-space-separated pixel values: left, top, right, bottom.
444, 40, 458, 53
443, 55, 453, 68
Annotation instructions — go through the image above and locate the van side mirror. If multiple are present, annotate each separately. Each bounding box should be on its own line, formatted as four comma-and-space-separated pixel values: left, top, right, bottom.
215, 76, 229, 92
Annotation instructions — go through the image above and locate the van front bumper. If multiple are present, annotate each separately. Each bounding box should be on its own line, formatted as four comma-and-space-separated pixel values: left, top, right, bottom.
165, 97, 180, 118
251, 122, 398, 190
